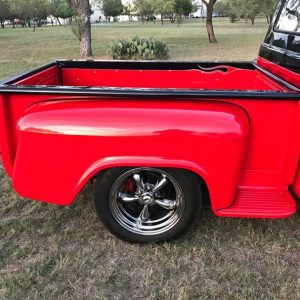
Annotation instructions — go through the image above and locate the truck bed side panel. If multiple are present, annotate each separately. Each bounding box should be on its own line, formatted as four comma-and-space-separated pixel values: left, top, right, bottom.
12, 99, 250, 209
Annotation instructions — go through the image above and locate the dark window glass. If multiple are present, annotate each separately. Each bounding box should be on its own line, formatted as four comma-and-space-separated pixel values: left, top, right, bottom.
275, 0, 300, 33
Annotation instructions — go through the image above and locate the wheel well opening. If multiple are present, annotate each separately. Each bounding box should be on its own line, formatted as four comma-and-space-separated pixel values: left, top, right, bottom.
91, 166, 211, 207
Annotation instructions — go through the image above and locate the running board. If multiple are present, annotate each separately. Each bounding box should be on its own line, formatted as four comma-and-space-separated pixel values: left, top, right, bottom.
216, 187, 297, 218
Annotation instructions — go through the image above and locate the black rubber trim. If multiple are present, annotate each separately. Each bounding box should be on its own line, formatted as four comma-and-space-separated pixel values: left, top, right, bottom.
57, 59, 256, 70
260, 44, 300, 72
0, 85, 299, 100
289, 185, 300, 203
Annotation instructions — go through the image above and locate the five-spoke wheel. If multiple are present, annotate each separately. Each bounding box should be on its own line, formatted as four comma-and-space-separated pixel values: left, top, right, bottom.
94, 167, 202, 243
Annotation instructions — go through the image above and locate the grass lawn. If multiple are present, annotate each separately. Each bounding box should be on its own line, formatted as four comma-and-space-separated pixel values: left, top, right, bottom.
1, 18, 268, 79
1, 19, 300, 299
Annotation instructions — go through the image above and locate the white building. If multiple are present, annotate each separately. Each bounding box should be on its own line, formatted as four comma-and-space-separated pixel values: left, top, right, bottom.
90, 0, 138, 23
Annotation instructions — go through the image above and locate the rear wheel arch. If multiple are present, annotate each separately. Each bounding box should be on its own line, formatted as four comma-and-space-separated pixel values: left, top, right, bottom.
75, 157, 214, 203
91, 166, 210, 206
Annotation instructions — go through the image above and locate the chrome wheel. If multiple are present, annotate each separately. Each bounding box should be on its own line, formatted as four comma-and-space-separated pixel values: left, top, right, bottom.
109, 168, 185, 236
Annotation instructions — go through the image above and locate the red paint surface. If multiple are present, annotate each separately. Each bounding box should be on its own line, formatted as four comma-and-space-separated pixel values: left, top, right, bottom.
61, 67, 289, 91
0, 63, 299, 219
13, 66, 60, 86
13, 65, 288, 91
14, 100, 249, 209
257, 56, 300, 89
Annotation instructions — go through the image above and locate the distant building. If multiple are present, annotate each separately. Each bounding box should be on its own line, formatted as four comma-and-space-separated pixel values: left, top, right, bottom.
191, 1, 207, 18
90, 0, 138, 23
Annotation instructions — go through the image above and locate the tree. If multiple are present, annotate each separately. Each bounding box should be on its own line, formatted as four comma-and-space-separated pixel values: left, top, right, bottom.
50, 0, 74, 25
9, 0, 50, 30
154, 0, 175, 25
220, 0, 241, 23
239, 0, 261, 25
262, 0, 278, 23
31, 0, 50, 31
201, 0, 218, 43
134, 0, 156, 23
214, 1, 227, 18
123, 3, 134, 22
0, 0, 10, 28
101, 0, 123, 21
174, 0, 193, 25
218, 0, 277, 25
67, 0, 93, 58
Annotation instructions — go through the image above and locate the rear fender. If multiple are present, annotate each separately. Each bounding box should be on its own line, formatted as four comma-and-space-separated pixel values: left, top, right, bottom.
13, 98, 250, 209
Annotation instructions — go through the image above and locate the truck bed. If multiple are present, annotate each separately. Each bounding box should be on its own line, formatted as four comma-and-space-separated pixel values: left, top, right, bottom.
2, 60, 292, 93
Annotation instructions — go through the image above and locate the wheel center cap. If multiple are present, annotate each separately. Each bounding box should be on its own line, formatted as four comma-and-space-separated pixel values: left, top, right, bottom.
142, 193, 153, 205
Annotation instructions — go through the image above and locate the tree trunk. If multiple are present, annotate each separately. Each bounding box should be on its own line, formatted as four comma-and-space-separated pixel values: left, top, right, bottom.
56, 17, 62, 26
78, 14, 93, 58
67, 0, 93, 58
161, 15, 163, 25
251, 16, 255, 25
206, 4, 217, 43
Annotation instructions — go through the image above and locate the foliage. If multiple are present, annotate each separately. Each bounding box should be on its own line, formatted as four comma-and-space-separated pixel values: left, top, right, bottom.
216, 0, 241, 23
50, 0, 74, 21
214, 0, 229, 17
109, 36, 169, 60
240, 0, 261, 24
134, 0, 193, 24
101, 0, 123, 20
261, 0, 278, 23
122, 3, 134, 21
154, 0, 175, 24
214, 0, 278, 24
1, 0, 52, 28
0, 0, 11, 27
133, 0, 156, 21
174, 0, 193, 23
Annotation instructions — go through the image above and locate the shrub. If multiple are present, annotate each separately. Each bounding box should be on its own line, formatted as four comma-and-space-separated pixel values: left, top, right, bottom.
109, 36, 169, 60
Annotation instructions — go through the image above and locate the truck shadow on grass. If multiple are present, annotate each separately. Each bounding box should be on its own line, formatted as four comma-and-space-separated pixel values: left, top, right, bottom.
1, 166, 300, 299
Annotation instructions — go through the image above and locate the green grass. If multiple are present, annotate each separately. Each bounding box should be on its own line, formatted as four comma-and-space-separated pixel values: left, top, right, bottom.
1, 19, 300, 299
1, 18, 267, 79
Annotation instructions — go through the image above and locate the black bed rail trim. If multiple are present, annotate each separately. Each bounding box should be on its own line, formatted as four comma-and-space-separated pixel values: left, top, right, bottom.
57, 59, 256, 70
0, 85, 300, 100
289, 186, 300, 204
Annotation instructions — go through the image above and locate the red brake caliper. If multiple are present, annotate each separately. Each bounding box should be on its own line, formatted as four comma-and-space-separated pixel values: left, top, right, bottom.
125, 178, 136, 193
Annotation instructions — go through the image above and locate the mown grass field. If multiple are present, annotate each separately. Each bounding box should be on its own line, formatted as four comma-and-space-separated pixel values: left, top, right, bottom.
0, 19, 300, 299
1, 18, 268, 79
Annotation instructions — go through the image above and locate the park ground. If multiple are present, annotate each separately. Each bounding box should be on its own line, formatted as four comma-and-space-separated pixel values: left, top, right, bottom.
0, 19, 300, 299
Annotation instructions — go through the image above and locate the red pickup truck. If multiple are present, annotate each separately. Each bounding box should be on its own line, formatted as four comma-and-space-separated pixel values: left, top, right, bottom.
0, 0, 300, 243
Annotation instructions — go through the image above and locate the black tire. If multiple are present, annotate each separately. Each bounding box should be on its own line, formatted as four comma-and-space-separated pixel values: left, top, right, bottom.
93, 167, 202, 243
